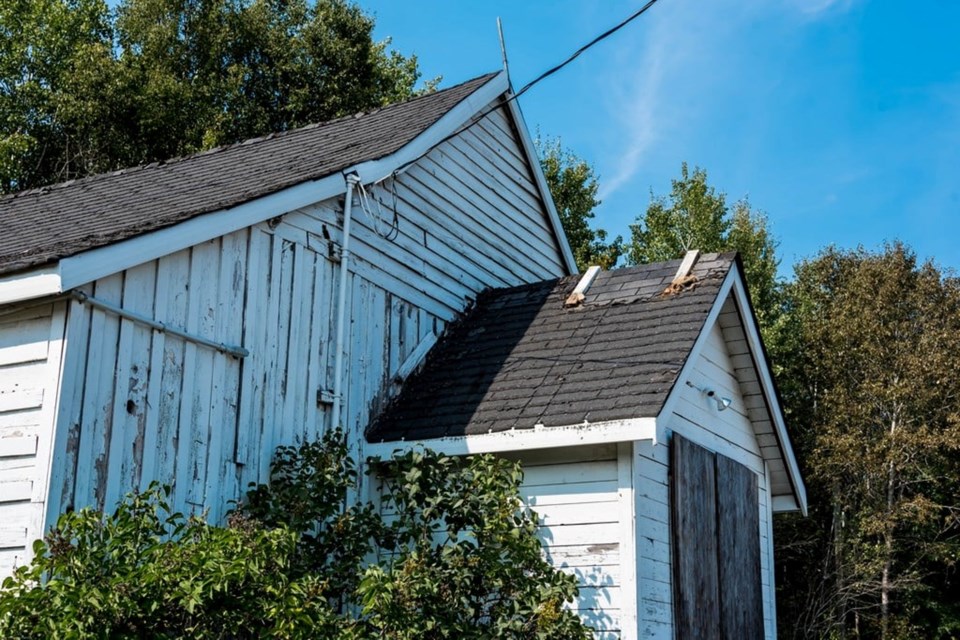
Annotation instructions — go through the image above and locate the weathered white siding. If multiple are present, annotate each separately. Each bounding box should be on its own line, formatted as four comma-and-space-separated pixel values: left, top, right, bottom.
510, 445, 636, 640
43, 102, 568, 534
634, 321, 776, 639
0, 302, 65, 574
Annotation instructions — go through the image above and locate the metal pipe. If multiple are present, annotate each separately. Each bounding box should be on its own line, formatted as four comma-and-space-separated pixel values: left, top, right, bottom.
330, 173, 360, 430
70, 290, 248, 358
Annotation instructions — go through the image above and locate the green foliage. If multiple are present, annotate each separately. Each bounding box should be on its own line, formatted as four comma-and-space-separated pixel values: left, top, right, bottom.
627, 163, 781, 332
0, 0, 430, 192
0, 485, 339, 638
0, 429, 590, 639
774, 243, 960, 639
536, 136, 623, 271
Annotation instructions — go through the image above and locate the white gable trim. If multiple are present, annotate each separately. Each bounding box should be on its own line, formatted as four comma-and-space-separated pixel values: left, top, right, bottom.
503, 97, 579, 275
657, 266, 807, 516
3, 71, 580, 301
0, 266, 62, 305
365, 417, 658, 459
729, 275, 807, 515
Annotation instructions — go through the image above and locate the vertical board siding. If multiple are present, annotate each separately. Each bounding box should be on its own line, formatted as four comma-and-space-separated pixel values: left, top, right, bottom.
0, 301, 65, 573
35, 101, 566, 563
717, 454, 764, 639
670, 435, 720, 639
520, 454, 625, 638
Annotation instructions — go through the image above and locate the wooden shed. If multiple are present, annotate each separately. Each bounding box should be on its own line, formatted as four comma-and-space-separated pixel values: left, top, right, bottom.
0, 69, 805, 639
367, 252, 807, 639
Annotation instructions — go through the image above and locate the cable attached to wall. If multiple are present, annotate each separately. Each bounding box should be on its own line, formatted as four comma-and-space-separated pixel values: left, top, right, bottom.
356, 177, 400, 241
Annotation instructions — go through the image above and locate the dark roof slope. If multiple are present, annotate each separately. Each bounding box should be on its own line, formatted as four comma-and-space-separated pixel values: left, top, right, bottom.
368, 252, 737, 443
0, 73, 497, 276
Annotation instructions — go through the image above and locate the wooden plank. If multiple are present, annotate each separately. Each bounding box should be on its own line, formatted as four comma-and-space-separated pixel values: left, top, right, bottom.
0, 317, 50, 366
0, 525, 27, 549
0, 383, 44, 414
236, 230, 270, 472
671, 434, 720, 639
0, 435, 36, 458
103, 261, 156, 513
0, 480, 32, 503
74, 273, 123, 512
717, 453, 764, 640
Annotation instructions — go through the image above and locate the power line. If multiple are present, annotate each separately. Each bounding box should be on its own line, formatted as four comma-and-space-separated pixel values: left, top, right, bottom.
392, 0, 662, 177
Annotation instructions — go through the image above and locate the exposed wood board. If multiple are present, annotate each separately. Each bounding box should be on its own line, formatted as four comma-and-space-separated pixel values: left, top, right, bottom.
236, 230, 271, 470
716, 454, 764, 639
671, 434, 720, 639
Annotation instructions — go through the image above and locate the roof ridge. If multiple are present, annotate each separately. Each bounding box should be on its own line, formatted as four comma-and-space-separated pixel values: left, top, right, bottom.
0, 72, 500, 204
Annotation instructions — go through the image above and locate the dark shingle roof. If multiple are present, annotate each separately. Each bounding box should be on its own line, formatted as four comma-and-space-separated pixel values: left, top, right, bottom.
367, 252, 737, 443
0, 73, 498, 276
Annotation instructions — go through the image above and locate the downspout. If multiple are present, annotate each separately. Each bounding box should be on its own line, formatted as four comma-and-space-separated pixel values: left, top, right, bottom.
331, 173, 360, 434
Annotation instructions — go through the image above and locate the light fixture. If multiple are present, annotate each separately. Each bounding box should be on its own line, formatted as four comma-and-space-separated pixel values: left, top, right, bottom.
685, 381, 733, 412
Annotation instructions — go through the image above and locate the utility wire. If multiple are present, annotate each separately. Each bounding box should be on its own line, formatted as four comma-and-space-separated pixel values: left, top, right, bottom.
392, 0, 662, 177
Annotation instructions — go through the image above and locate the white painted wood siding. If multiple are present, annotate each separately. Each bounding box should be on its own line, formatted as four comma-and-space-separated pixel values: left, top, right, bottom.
0, 302, 66, 575
40, 103, 567, 550
634, 321, 776, 639
511, 445, 634, 640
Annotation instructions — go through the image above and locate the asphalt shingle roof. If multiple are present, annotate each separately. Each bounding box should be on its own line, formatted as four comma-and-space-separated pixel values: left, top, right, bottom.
367, 252, 737, 443
0, 73, 497, 277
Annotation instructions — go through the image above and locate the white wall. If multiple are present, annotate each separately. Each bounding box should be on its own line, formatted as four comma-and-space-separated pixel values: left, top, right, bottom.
508, 444, 636, 640
41, 101, 568, 538
0, 301, 65, 574
634, 321, 777, 639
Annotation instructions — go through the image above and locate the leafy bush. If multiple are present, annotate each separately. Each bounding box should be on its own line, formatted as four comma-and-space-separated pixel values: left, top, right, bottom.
0, 430, 590, 639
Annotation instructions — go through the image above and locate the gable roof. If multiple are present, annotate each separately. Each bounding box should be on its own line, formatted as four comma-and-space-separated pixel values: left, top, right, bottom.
368, 253, 735, 442
0, 74, 500, 277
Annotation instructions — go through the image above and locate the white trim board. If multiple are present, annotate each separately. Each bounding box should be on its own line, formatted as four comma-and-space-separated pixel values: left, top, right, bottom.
0, 267, 61, 305
365, 417, 658, 459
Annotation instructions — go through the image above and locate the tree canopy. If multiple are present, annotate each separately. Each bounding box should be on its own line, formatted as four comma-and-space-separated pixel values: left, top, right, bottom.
536, 136, 623, 271
774, 244, 960, 639
628, 162, 781, 331
0, 0, 429, 193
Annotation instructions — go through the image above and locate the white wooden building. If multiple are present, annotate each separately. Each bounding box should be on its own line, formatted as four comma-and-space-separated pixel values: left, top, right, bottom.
0, 70, 805, 638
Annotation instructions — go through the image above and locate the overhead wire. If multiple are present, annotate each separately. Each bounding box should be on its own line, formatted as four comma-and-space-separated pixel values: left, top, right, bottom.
391, 0, 662, 178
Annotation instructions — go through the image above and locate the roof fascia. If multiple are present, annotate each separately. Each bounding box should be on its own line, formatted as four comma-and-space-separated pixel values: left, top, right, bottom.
729, 274, 808, 515
503, 97, 579, 275
0, 266, 62, 305
39, 73, 511, 295
57, 173, 345, 292
351, 72, 510, 184
365, 416, 658, 459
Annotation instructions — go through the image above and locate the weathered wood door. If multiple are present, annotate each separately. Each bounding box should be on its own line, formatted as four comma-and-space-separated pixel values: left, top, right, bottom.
670, 434, 763, 640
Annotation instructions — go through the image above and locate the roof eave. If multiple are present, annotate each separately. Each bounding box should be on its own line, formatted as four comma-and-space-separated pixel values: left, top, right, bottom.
365, 416, 658, 459
0, 265, 62, 305
1, 72, 519, 303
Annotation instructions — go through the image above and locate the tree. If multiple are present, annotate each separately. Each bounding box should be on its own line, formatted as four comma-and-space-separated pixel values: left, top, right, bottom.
0, 0, 430, 192
774, 244, 960, 639
627, 163, 781, 331
536, 136, 623, 271
0, 429, 591, 639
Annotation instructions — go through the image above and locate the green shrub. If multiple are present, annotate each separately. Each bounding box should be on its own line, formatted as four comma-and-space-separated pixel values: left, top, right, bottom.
0, 429, 590, 639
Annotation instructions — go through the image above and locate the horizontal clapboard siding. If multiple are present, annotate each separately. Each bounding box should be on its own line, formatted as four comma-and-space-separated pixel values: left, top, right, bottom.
34, 99, 567, 570
520, 451, 626, 638
0, 301, 65, 573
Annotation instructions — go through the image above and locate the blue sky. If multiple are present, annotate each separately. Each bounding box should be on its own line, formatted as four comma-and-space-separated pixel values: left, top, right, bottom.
362, 0, 960, 278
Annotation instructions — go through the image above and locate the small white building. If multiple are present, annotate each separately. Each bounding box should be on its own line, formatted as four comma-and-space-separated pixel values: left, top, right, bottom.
0, 71, 804, 638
